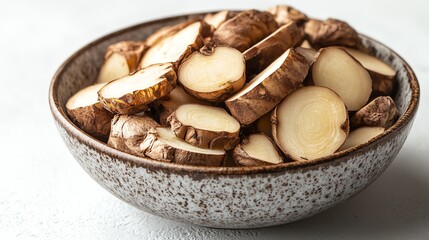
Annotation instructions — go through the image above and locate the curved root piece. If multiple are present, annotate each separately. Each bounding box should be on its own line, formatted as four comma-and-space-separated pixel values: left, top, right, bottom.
158, 86, 207, 125
140, 21, 211, 68
256, 112, 272, 138
233, 134, 283, 166
141, 127, 226, 166
295, 46, 317, 65
312, 47, 372, 111
145, 20, 198, 47
267, 5, 309, 26
178, 46, 245, 102
203, 10, 237, 29
212, 9, 278, 52
98, 63, 177, 114
66, 83, 114, 141
243, 21, 304, 75
108, 115, 160, 156
226, 48, 309, 125
339, 127, 384, 151
167, 104, 240, 150
304, 18, 362, 49
97, 41, 147, 83
343, 47, 396, 96
351, 96, 398, 129
272, 86, 349, 161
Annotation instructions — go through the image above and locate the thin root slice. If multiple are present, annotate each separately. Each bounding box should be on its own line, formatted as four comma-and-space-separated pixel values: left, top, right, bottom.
66, 83, 114, 141
243, 21, 304, 75
141, 127, 226, 166
178, 46, 245, 102
97, 41, 147, 83
233, 134, 283, 166
167, 104, 240, 150
226, 48, 309, 125
212, 9, 278, 52
343, 47, 396, 96
272, 86, 349, 161
158, 86, 207, 125
339, 127, 384, 151
98, 63, 177, 114
139, 21, 211, 68
312, 47, 372, 111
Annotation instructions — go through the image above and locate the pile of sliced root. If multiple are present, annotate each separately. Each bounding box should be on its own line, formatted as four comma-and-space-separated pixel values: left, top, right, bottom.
66, 6, 399, 167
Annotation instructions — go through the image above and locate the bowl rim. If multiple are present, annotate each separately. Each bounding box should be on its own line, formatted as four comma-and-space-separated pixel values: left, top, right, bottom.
49, 12, 420, 175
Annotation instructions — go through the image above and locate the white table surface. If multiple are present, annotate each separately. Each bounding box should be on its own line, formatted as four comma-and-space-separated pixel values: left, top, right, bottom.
1, 0, 428, 239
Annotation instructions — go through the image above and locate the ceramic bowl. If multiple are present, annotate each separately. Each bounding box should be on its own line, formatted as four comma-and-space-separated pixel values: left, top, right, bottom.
49, 12, 419, 229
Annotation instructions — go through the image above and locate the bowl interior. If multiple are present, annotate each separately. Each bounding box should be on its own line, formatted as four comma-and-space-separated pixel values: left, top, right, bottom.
50, 12, 419, 174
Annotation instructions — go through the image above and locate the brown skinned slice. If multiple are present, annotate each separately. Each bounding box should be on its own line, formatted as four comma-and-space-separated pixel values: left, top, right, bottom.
272, 86, 349, 161
343, 47, 396, 96
108, 115, 160, 156
203, 10, 237, 29
178, 46, 245, 102
339, 127, 384, 151
351, 96, 398, 129
139, 21, 211, 69
158, 86, 207, 125
225, 48, 309, 125
295, 47, 317, 65
212, 9, 278, 52
97, 41, 147, 83
66, 83, 114, 141
243, 21, 304, 75
304, 18, 362, 49
140, 127, 226, 166
233, 134, 283, 166
167, 104, 240, 150
98, 63, 177, 114
145, 20, 197, 47
312, 47, 372, 111
267, 5, 309, 26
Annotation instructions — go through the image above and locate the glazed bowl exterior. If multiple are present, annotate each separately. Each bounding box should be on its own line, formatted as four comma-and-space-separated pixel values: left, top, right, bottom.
49, 12, 419, 228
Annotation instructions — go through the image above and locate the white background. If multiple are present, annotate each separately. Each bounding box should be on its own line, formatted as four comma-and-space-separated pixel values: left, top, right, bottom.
1, 0, 428, 239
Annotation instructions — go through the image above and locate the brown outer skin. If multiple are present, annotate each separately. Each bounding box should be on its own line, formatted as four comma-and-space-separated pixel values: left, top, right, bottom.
140, 21, 213, 70
351, 96, 399, 129
243, 21, 305, 76
104, 41, 147, 73
107, 115, 160, 156
98, 64, 177, 115
145, 20, 198, 47
271, 96, 350, 162
256, 112, 272, 138
232, 135, 283, 166
159, 106, 174, 126
295, 46, 317, 65
225, 48, 310, 125
179, 45, 246, 102
167, 111, 239, 150
370, 71, 396, 97
66, 102, 113, 142
203, 11, 238, 29
140, 129, 226, 166
267, 5, 309, 26
304, 18, 363, 49
212, 10, 279, 52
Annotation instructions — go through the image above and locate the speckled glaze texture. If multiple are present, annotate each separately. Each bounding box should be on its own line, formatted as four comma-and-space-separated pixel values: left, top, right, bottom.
49, 13, 419, 229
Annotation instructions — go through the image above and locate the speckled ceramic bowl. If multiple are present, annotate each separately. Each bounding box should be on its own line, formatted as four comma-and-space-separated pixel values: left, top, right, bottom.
49, 12, 419, 229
